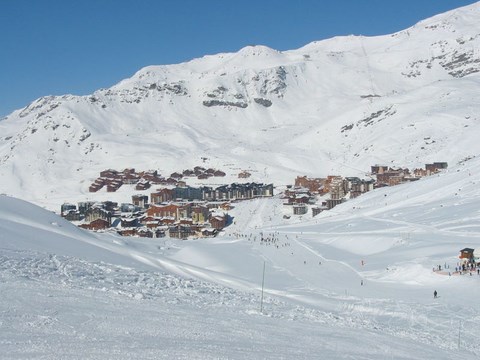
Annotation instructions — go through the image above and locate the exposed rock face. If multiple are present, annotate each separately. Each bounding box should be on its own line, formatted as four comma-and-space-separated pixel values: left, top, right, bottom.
254, 98, 272, 107
440, 50, 480, 78
202, 100, 248, 108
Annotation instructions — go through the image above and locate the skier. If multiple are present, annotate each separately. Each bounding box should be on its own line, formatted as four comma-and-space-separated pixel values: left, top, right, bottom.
434, 290, 438, 299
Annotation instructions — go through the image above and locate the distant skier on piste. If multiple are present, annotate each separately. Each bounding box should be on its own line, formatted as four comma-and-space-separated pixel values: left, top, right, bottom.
434, 290, 438, 298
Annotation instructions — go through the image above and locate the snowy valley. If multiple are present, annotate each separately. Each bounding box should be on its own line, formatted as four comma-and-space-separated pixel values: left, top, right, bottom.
2, 2, 480, 359
2, 156, 480, 358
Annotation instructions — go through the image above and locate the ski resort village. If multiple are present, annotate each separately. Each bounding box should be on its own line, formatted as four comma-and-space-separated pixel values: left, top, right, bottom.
59, 162, 448, 239
4, 1, 480, 358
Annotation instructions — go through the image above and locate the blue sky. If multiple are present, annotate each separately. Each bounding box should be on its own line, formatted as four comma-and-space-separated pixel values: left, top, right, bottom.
0, 0, 477, 117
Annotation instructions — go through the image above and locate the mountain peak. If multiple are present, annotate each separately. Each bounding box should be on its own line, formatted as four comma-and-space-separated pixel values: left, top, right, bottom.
236, 45, 281, 57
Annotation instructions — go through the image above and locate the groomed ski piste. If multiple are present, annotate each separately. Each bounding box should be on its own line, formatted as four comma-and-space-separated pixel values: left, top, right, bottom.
2, 157, 480, 359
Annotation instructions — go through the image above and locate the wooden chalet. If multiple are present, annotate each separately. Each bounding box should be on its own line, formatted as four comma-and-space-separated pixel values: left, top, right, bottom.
151, 188, 174, 204
459, 248, 475, 261
106, 179, 123, 192
80, 218, 110, 231
100, 169, 119, 178
294, 176, 325, 193
146, 203, 192, 220
209, 214, 227, 230
89, 178, 106, 192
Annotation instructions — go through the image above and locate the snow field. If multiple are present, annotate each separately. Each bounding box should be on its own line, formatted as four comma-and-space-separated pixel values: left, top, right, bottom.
4, 154, 480, 357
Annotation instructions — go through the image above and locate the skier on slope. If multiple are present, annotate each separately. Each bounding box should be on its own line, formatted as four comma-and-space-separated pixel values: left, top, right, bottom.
434, 290, 438, 299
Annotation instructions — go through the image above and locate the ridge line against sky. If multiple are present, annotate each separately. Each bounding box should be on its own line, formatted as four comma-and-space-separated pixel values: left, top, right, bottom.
0, 0, 478, 117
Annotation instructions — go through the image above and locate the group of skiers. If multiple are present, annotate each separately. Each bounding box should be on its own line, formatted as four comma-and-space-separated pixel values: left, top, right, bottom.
232, 231, 292, 249
455, 262, 480, 275
433, 261, 480, 276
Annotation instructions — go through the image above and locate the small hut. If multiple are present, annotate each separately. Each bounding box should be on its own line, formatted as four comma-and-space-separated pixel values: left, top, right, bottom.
459, 248, 475, 263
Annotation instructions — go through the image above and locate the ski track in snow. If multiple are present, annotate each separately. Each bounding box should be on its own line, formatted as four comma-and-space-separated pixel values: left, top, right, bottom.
1, 245, 479, 356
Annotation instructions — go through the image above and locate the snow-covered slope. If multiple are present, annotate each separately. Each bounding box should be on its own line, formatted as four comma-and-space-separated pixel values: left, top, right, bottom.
2, 151, 480, 358
1, 2, 480, 208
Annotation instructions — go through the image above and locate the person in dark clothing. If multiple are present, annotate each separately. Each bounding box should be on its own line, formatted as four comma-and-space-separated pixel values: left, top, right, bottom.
434, 290, 438, 298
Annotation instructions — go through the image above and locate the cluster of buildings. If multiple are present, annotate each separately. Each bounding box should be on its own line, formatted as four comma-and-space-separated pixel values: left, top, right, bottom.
284, 176, 374, 216
70, 161, 449, 237
62, 199, 229, 239
285, 162, 448, 217
371, 162, 448, 187
88, 167, 228, 193
88, 167, 256, 193
63, 182, 274, 239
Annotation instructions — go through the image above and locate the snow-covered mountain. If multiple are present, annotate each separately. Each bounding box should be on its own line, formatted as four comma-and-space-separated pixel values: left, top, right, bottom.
1, 2, 480, 208
3, 4, 480, 356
